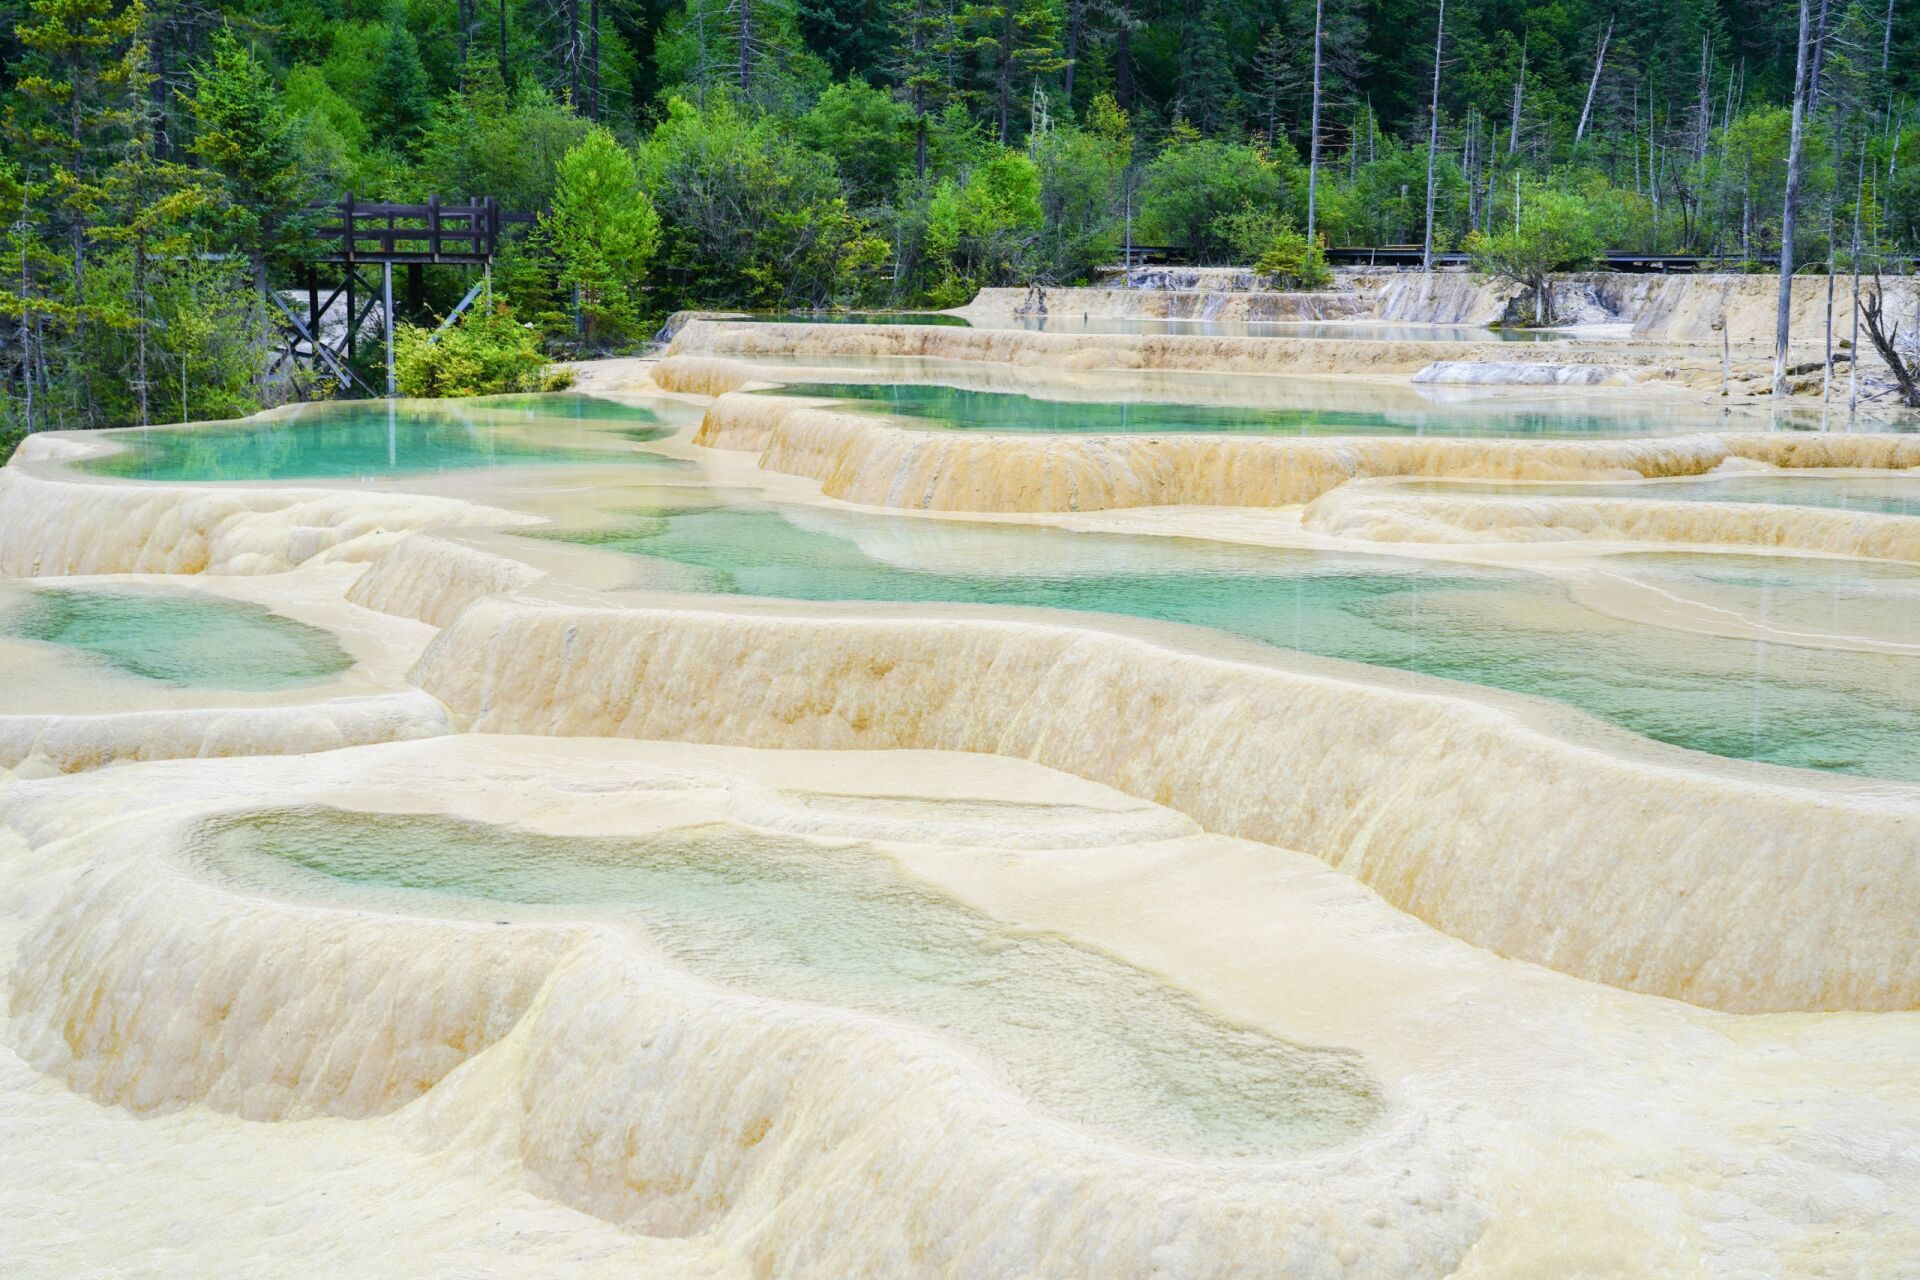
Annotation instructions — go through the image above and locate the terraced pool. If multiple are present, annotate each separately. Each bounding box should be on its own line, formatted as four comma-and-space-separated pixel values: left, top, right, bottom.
538, 498, 1920, 779
199, 807, 1382, 1159
84, 396, 689, 482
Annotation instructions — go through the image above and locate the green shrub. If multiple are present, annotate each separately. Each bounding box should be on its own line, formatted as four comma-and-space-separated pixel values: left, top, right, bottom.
394, 301, 554, 398
1, 421, 23, 466
1214, 207, 1330, 289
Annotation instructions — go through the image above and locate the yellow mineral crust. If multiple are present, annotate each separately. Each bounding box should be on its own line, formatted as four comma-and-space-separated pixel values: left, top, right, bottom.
410, 595, 1920, 1013
7, 737, 1919, 1276
1304, 486, 1920, 561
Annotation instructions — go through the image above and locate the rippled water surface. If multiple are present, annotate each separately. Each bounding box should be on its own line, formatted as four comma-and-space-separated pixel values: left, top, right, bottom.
0, 588, 353, 688
201, 808, 1382, 1159
539, 499, 1920, 778
85, 395, 688, 481
756, 381, 1724, 437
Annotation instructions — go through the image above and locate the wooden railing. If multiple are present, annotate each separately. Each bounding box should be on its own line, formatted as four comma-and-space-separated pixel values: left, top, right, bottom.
305, 196, 534, 264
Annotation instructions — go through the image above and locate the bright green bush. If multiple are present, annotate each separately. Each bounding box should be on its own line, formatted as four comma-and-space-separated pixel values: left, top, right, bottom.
394, 301, 555, 397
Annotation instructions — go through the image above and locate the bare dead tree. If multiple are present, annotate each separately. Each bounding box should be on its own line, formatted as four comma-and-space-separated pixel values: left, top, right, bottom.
1573, 14, 1612, 149
1508, 33, 1525, 155
1774, 0, 1813, 398
1420, 0, 1445, 273
1306, 0, 1324, 239
1859, 273, 1920, 407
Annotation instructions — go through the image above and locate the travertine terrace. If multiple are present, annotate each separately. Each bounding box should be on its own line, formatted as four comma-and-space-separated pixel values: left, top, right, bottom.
6, 288, 1920, 1277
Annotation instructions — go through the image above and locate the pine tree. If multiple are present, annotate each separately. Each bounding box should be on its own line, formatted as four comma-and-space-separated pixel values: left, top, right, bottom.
187, 28, 309, 296
544, 125, 660, 344
366, 3, 432, 144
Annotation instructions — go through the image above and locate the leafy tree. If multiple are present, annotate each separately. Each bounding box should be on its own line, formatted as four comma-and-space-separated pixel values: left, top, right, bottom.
799, 78, 914, 207
415, 68, 589, 210
394, 299, 560, 396
636, 93, 887, 309
921, 145, 1041, 297
543, 125, 661, 344
1032, 97, 1129, 281
1464, 185, 1604, 324
1137, 135, 1282, 262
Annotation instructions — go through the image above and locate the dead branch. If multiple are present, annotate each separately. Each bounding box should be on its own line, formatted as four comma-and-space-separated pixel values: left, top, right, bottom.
1858, 273, 1920, 408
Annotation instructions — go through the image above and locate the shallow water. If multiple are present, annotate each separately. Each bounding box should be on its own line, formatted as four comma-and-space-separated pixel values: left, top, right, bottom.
0, 588, 353, 689
716, 311, 972, 327
756, 381, 1720, 437
540, 500, 1920, 779
1392, 472, 1920, 517
84, 396, 689, 482
199, 808, 1381, 1159
999, 317, 1574, 341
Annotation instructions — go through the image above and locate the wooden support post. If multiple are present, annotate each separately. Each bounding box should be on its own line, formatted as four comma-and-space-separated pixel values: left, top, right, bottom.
345, 267, 356, 364
306, 266, 319, 358
428, 194, 441, 262
382, 263, 396, 398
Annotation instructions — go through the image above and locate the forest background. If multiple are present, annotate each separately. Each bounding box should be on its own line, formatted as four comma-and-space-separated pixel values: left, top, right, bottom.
2, 0, 1916, 440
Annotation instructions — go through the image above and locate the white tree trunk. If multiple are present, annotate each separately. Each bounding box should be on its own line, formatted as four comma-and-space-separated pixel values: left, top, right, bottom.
1421, 0, 1446, 273
1573, 15, 1613, 149
1307, 0, 1324, 240
1773, 0, 1813, 398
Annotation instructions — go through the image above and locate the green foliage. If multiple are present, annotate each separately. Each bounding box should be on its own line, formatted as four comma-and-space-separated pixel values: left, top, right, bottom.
1032, 117, 1129, 283
393, 300, 554, 396
1138, 137, 1283, 263
922, 147, 1042, 296
1215, 207, 1330, 289
1465, 186, 1605, 325
798, 79, 914, 206
365, 4, 431, 145
636, 94, 887, 310
543, 126, 661, 345
188, 29, 312, 284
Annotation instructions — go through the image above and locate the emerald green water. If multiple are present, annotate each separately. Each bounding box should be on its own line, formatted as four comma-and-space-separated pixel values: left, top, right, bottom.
755, 381, 1709, 437
539, 500, 1920, 779
200, 809, 1380, 1158
1, 588, 353, 688
84, 395, 689, 482
1393, 473, 1920, 517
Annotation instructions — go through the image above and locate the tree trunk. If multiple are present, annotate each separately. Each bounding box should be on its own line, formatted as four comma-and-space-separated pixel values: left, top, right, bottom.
590, 0, 600, 119
1306, 0, 1324, 240
1421, 0, 1445, 273
1508, 34, 1525, 155
738, 0, 752, 96
997, 7, 1013, 145
1773, 0, 1813, 398
1573, 15, 1613, 149
1850, 140, 1864, 413
1115, 4, 1133, 112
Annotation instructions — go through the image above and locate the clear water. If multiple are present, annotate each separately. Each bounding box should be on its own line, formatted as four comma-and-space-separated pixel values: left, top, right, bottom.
1392, 473, 1920, 517
84, 395, 690, 482
713, 313, 1569, 340
716, 311, 971, 327
0, 587, 353, 688
538, 500, 1920, 779
199, 809, 1381, 1159
755, 381, 1712, 438
998, 317, 1575, 341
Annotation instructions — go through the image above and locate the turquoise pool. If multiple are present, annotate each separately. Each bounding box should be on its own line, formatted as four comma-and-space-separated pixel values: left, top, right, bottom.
84, 396, 689, 482
200, 808, 1381, 1159
753, 381, 1716, 437
1, 587, 353, 689
537, 500, 1920, 780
